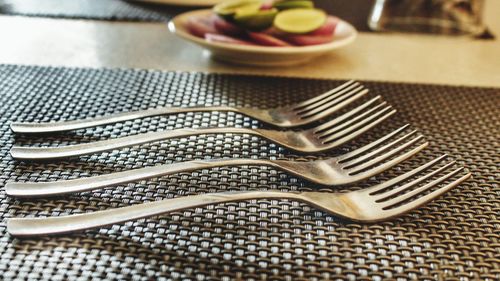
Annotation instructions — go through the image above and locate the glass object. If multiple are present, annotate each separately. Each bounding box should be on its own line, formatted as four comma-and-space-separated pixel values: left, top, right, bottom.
368, 0, 486, 36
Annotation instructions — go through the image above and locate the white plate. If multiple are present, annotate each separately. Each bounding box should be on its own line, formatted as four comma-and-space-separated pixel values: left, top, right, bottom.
131, 0, 223, 7
168, 9, 358, 66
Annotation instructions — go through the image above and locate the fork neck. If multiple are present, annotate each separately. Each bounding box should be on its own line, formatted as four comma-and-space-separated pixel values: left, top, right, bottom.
161, 106, 279, 127
194, 158, 328, 185
150, 105, 243, 115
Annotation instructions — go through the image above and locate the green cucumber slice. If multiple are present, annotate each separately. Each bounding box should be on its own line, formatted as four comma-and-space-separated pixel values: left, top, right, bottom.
234, 8, 278, 31
273, 0, 314, 10
213, 0, 263, 19
274, 8, 326, 34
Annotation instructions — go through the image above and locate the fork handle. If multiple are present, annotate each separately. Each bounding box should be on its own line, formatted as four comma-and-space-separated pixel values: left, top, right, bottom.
10, 127, 263, 160
7, 191, 303, 236
10, 106, 241, 134
6, 159, 283, 198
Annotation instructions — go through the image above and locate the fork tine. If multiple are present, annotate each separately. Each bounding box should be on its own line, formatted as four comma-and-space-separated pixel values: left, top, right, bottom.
342, 130, 420, 167
320, 110, 396, 149
293, 80, 357, 110
305, 89, 370, 122
364, 154, 448, 195
337, 125, 410, 162
380, 168, 469, 211
348, 142, 428, 179
313, 96, 382, 133
298, 88, 368, 119
373, 160, 456, 201
297, 83, 364, 114
319, 107, 395, 142
317, 102, 388, 137
347, 135, 426, 174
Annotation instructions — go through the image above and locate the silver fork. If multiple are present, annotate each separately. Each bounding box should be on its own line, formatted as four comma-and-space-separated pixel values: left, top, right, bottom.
11, 96, 395, 160
6, 125, 427, 197
6, 155, 471, 236
10, 80, 367, 134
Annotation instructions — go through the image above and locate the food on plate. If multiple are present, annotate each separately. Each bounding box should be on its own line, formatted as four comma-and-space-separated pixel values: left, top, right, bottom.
187, 16, 218, 38
309, 16, 338, 36
205, 33, 256, 45
186, 0, 340, 47
248, 31, 291, 46
213, 15, 243, 35
233, 8, 278, 30
281, 33, 334, 46
213, 0, 262, 19
273, 0, 314, 10
273, 8, 326, 34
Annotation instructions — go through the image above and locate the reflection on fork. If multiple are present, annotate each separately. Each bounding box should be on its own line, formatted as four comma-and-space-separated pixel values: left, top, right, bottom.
10, 80, 368, 133
7, 125, 427, 197
6, 155, 471, 236
10, 96, 396, 159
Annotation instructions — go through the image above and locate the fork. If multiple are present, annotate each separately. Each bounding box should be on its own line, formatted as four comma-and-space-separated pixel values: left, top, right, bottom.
10, 96, 395, 160
10, 80, 367, 134
6, 155, 471, 236
6, 125, 427, 197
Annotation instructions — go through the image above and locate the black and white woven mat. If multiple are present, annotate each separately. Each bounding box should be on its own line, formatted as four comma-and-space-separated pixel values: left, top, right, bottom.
0, 64, 498, 280
0, 0, 191, 22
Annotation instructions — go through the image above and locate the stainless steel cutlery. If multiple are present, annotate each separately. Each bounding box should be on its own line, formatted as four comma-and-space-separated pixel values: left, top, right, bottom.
10, 96, 394, 159
6, 126, 427, 197
6, 155, 470, 236
10, 80, 366, 133
5, 81, 470, 236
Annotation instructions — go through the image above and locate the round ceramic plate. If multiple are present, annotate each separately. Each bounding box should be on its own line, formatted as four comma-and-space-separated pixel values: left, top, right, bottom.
131, 0, 223, 6
168, 9, 357, 66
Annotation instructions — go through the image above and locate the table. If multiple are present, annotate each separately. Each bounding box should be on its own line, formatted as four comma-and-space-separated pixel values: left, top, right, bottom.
0, 1, 498, 281
0, 0, 499, 87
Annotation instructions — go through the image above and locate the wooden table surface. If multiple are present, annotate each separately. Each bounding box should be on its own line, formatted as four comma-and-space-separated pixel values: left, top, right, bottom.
0, 0, 499, 87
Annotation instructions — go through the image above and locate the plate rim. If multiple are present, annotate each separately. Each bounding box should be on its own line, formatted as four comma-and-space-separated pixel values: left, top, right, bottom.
168, 9, 358, 55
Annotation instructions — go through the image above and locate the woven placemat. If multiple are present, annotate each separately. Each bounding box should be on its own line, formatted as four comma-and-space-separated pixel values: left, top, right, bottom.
0, 0, 374, 31
0, 0, 192, 22
0, 64, 498, 280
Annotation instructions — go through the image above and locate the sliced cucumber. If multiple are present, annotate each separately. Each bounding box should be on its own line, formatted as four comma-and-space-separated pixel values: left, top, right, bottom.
234, 8, 278, 31
274, 0, 314, 10
274, 8, 326, 34
213, 0, 263, 19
